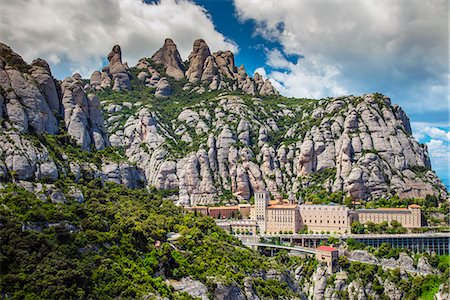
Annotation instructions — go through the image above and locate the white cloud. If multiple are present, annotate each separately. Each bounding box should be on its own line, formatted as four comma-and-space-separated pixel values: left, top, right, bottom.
0, 0, 238, 78
234, 0, 449, 114
412, 122, 450, 142
412, 122, 449, 176
253, 67, 267, 79
259, 49, 348, 98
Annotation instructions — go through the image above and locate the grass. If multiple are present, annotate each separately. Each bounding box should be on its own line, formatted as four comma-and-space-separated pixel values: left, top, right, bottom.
419, 283, 441, 300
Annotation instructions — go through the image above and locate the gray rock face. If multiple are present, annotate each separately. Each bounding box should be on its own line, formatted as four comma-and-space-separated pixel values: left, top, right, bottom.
349, 250, 378, 264
417, 257, 436, 275
213, 283, 246, 300
0, 131, 58, 181
0, 42, 444, 202
166, 278, 208, 300
101, 91, 444, 202
397, 253, 414, 270
107, 45, 131, 91
30, 59, 61, 115
90, 45, 131, 91
151, 38, 185, 80
383, 279, 403, 300
155, 77, 172, 98
101, 161, 144, 188
186, 39, 211, 83
312, 266, 328, 300
434, 282, 450, 300
61, 75, 109, 151
0, 47, 59, 134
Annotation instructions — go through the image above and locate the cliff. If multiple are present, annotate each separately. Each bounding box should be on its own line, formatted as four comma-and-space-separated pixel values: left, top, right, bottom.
0, 40, 446, 205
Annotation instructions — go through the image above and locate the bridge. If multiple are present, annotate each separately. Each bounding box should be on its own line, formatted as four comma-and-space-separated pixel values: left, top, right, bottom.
242, 241, 316, 254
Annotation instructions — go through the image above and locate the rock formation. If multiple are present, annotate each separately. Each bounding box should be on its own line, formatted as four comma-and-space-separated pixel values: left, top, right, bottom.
0, 41, 446, 204
186, 39, 212, 83
151, 38, 185, 80
140, 38, 278, 96
0, 43, 59, 134
0, 44, 109, 168
103, 92, 445, 204
90, 45, 131, 91
61, 74, 109, 150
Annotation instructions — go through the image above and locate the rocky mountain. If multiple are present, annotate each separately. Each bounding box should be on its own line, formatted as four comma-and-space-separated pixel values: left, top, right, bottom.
0, 40, 446, 206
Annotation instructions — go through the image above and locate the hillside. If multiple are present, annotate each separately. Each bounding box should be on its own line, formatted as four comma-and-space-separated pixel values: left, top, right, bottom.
0, 40, 446, 206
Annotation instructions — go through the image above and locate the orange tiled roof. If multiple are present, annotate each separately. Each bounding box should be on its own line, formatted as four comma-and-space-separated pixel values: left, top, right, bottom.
267, 204, 298, 209
408, 204, 421, 209
317, 245, 338, 252
209, 206, 239, 210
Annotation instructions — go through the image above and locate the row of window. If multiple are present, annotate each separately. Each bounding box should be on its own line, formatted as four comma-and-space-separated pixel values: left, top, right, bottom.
305, 219, 346, 224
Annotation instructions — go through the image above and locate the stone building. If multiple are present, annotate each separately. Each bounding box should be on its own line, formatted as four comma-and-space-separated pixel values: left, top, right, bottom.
185, 204, 251, 219
229, 219, 258, 235
252, 191, 301, 234
316, 245, 339, 273
214, 219, 258, 235
299, 204, 352, 234
355, 204, 422, 228
190, 191, 423, 234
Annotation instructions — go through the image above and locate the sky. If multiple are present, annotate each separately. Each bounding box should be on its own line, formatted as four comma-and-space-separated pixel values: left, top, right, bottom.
0, 0, 448, 186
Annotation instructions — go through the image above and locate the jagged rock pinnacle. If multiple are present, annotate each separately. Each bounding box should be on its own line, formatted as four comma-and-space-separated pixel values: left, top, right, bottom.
186, 39, 211, 83
151, 38, 185, 80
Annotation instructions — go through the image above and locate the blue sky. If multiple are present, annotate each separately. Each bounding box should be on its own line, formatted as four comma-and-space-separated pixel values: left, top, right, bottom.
1, 0, 448, 186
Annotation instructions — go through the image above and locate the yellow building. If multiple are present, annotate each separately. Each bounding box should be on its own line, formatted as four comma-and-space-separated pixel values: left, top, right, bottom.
215, 191, 423, 235
252, 191, 301, 234
299, 204, 351, 234
355, 204, 422, 228
266, 204, 301, 234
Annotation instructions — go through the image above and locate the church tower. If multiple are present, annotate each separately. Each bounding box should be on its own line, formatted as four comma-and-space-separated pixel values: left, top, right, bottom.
254, 190, 270, 233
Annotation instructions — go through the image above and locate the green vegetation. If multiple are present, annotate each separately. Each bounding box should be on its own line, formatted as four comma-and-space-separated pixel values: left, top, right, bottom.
350, 220, 407, 234
0, 180, 292, 299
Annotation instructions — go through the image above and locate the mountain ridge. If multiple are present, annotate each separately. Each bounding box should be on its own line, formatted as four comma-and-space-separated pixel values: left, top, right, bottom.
0, 39, 446, 205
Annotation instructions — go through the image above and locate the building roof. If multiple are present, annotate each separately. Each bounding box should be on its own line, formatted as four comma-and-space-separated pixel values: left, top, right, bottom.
209, 206, 239, 210
267, 204, 298, 209
408, 204, 421, 209
317, 245, 338, 252
356, 208, 411, 214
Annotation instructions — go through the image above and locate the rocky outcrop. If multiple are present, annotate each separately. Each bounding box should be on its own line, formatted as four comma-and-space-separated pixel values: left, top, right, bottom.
101, 161, 144, 188
0, 42, 445, 203
90, 45, 131, 91
0, 131, 58, 181
151, 38, 185, 80
107, 45, 131, 91
434, 282, 450, 300
417, 256, 437, 275
186, 39, 211, 83
101, 90, 445, 202
166, 278, 208, 300
155, 77, 172, 98
30, 59, 61, 116
61, 74, 109, 150
383, 279, 403, 300
0, 44, 59, 134
213, 283, 246, 300
157, 38, 280, 96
